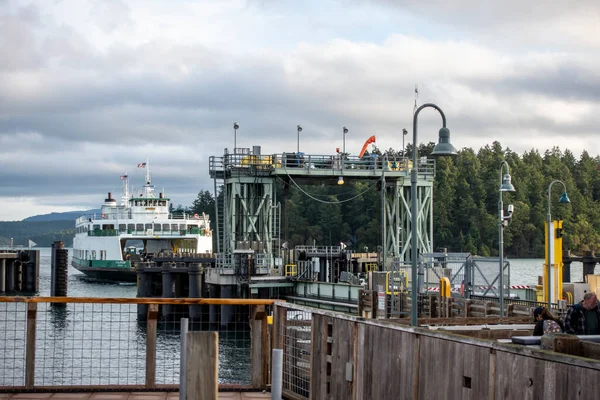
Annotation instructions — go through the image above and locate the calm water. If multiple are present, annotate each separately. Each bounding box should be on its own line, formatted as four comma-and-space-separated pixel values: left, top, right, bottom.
0, 247, 250, 387
484, 257, 584, 287
1, 248, 588, 387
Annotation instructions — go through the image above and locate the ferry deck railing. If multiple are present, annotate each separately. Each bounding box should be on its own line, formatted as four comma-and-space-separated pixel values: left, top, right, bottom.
0, 297, 276, 392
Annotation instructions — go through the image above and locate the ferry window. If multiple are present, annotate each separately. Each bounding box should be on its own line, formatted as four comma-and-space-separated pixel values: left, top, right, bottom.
127, 224, 135, 231
180, 225, 187, 231
92, 250, 96, 259
163, 224, 170, 231
154, 224, 161, 231
119, 224, 126, 232
93, 225, 100, 230
145, 224, 152, 230
85, 250, 88, 259
136, 224, 144, 231
172, 224, 179, 231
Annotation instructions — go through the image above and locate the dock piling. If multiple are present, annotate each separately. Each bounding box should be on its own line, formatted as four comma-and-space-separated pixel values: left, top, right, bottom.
50, 241, 68, 298
0, 259, 5, 292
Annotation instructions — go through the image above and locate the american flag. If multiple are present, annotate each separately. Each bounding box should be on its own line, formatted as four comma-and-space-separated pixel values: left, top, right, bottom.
120, 175, 128, 180
137, 163, 146, 168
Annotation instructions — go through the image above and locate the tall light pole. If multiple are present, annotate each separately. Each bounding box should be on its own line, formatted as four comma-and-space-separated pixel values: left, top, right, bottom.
498, 160, 515, 318
343, 126, 348, 156
402, 128, 408, 156
546, 180, 570, 307
410, 103, 457, 326
297, 125, 302, 154
233, 122, 239, 152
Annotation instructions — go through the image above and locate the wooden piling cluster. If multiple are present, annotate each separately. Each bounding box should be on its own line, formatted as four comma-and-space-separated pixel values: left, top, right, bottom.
134, 255, 212, 322
50, 241, 68, 297
563, 250, 600, 282
0, 249, 40, 294
359, 290, 536, 322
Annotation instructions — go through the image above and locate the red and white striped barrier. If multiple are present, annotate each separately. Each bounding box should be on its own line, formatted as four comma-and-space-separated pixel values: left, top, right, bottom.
426, 285, 531, 291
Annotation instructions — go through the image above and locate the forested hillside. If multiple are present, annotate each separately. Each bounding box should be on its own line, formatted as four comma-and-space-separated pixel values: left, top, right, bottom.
0, 221, 75, 247
185, 141, 600, 258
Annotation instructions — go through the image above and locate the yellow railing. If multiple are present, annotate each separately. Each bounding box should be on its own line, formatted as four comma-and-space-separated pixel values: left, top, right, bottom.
285, 263, 297, 277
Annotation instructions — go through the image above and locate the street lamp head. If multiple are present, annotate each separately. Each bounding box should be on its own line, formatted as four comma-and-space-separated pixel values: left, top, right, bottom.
297, 125, 302, 133
500, 173, 515, 192
337, 176, 344, 185
233, 122, 239, 130
431, 127, 458, 156
559, 192, 570, 203
402, 128, 408, 136
343, 127, 348, 134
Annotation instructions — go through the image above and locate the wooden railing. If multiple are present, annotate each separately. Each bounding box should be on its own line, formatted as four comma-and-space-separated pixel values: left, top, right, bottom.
274, 302, 600, 400
0, 297, 278, 392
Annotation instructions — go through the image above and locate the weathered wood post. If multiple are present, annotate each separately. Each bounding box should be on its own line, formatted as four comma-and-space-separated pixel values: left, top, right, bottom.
186, 331, 219, 400
146, 304, 158, 388
25, 303, 37, 389
540, 333, 581, 356
251, 305, 268, 387
0, 258, 5, 292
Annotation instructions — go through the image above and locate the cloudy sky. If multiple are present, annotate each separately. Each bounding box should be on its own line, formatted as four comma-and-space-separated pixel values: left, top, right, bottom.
1, 0, 599, 221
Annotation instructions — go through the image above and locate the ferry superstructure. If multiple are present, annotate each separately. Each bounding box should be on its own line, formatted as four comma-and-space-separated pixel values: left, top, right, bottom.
72, 163, 212, 282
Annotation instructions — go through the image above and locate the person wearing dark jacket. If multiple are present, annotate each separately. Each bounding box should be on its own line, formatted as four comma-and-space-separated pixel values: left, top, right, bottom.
564, 292, 600, 335
532, 306, 564, 336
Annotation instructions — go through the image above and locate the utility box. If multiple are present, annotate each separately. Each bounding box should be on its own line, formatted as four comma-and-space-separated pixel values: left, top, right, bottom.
563, 282, 591, 304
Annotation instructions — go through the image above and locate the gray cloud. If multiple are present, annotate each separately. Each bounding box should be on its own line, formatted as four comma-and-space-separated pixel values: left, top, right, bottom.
0, 0, 599, 220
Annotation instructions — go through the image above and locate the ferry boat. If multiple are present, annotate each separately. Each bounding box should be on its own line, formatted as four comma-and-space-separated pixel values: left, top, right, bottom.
72, 162, 212, 282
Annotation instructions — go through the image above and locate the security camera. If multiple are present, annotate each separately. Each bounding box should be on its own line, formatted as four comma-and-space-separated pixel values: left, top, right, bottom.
508, 204, 514, 214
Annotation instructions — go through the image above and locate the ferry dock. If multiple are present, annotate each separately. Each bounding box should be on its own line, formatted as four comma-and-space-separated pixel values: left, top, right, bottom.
1, 295, 600, 399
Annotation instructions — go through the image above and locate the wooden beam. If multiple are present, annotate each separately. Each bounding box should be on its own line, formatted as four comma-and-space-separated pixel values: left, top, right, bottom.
25, 303, 37, 389
186, 332, 218, 400
0, 296, 283, 305
145, 304, 158, 388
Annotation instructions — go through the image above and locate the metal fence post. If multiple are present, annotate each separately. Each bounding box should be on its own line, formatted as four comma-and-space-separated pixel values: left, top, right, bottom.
271, 348, 283, 400
180, 318, 188, 400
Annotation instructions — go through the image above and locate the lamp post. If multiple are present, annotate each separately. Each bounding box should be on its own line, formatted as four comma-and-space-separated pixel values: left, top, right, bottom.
410, 103, 457, 326
343, 126, 348, 156
546, 180, 570, 307
233, 122, 239, 152
498, 160, 515, 318
297, 125, 302, 154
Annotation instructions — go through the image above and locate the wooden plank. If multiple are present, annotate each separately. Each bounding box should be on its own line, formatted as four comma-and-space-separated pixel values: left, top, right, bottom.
330, 319, 354, 399
352, 319, 358, 400
261, 314, 269, 387
412, 333, 420, 400
145, 304, 158, 388
25, 303, 37, 389
581, 341, 600, 360
488, 350, 496, 400
309, 314, 327, 400
186, 331, 218, 400
250, 318, 262, 387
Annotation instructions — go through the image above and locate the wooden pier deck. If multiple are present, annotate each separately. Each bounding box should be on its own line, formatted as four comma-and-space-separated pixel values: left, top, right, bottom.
0, 392, 270, 399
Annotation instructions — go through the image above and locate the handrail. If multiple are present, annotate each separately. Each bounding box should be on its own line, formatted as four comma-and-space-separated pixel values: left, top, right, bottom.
0, 297, 283, 305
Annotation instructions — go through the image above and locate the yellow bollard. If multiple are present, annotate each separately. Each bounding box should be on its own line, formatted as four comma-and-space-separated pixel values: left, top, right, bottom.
439, 277, 451, 298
